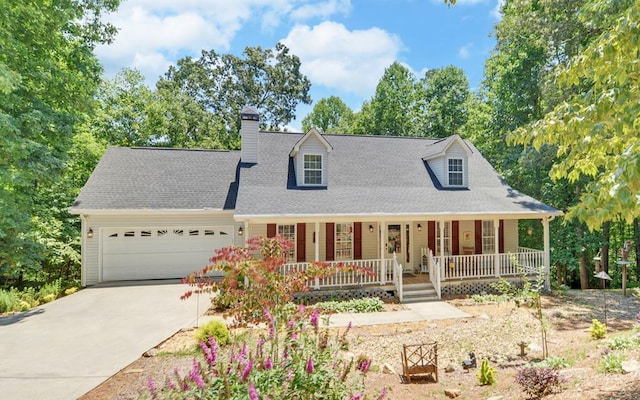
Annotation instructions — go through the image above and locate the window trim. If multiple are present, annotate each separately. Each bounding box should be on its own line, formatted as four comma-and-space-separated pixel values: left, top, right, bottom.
482, 220, 495, 253
277, 224, 296, 262
447, 157, 464, 187
335, 222, 353, 261
303, 153, 323, 186
436, 221, 451, 256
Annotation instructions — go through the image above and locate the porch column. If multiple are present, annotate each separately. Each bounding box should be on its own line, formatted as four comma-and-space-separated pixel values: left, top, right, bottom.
314, 222, 320, 289
380, 221, 386, 284
244, 221, 249, 246
314, 222, 320, 262
439, 221, 446, 281
494, 218, 500, 277
543, 217, 551, 291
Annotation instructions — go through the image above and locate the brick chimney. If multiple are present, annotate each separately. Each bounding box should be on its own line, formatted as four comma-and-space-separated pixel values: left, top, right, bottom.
240, 105, 259, 164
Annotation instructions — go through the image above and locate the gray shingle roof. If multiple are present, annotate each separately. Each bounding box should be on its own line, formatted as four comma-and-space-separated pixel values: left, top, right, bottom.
234, 132, 560, 218
70, 147, 240, 211
71, 133, 560, 218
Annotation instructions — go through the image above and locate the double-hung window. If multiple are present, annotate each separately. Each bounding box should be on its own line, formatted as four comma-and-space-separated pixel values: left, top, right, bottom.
303, 154, 323, 185
482, 220, 495, 253
335, 223, 353, 260
435, 221, 451, 256
448, 158, 464, 186
278, 224, 296, 262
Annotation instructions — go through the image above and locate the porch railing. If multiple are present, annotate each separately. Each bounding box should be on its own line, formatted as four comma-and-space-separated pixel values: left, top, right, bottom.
281, 258, 397, 290
436, 249, 545, 280
391, 253, 404, 302
427, 249, 441, 298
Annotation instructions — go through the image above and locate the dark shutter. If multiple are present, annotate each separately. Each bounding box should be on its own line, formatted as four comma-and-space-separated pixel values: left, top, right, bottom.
267, 224, 276, 238
474, 220, 483, 254
427, 221, 436, 252
326, 223, 335, 261
452, 221, 460, 255
499, 220, 505, 253
296, 223, 306, 262
354, 222, 362, 260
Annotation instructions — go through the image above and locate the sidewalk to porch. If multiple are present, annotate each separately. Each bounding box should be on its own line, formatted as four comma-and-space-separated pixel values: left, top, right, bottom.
325, 300, 470, 327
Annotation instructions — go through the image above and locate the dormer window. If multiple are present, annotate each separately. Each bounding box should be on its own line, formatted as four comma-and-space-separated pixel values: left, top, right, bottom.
304, 154, 323, 185
448, 158, 464, 186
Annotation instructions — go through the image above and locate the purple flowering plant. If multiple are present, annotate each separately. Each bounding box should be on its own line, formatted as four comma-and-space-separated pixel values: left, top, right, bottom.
143, 304, 387, 399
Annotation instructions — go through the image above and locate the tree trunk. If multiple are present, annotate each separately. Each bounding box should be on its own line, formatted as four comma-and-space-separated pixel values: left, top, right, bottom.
577, 226, 589, 290
602, 221, 610, 274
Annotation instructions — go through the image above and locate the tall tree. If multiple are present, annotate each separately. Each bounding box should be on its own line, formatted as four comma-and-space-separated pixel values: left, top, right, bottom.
509, 1, 640, 231
301, 96, 354, 133
418, 66, 470, 138
352, 62, 419, 136
158, 43, 311, 134
0, 0, 118, 283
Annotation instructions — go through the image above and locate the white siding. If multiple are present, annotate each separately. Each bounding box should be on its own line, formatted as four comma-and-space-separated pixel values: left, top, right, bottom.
82, 212, 238, 285
241, 119, 259, 163
295, 135, 329, 186
430, 142, 469, 187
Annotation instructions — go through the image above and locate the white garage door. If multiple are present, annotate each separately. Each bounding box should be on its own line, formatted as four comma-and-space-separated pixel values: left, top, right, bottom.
101, 227, 233, 281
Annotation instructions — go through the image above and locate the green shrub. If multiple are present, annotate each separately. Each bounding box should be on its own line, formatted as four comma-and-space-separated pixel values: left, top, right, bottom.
589, 319, 607, 339
477, 358, 496, 385
537, 356, 571, 369
314, 297, 384, 313
0, 289, 19, 313
606, 336, 640, 351
515, 366, 565, 398
600, 352, 626, 374
37, 279, 62, 302
64, 287, 78, 296
195, 320, 230, 346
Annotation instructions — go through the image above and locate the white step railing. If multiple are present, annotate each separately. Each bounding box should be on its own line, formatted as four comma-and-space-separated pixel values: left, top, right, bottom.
427, 249, 441, 298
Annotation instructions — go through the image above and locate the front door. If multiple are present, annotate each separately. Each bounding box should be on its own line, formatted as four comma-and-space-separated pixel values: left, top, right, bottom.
387, 224, 412, 272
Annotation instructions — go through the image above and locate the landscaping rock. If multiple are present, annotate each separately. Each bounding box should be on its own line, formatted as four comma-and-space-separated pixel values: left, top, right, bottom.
445, 362, 456, 373
622, 360, 640, 373
143, 348, 159, 357
444, 388, 461, 398
382, 362, 396, 375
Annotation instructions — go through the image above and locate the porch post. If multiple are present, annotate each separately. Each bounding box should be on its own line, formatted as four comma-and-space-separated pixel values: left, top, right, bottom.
314, 222, 320, 289
494, 218, 500, 277
380, 221, 386, 284
439, 221, 446, 281
543, 217, 551, 291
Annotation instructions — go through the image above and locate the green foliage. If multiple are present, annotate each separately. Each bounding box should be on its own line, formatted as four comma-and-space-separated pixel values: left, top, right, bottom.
606, 336, 640, 351
301, 96, 354, 133
0, 289, 19, 314
145, 306, 384, 399
195, 320, 231, 347
37, 279, 62, 303
314, 297, 384, 314
64, 287, 79, 296
477, 358, 496, 386
536, 356, 571, 369
470, 292, 511, 303
599, 352, 626, 374
158, 43, 311, 134
589, 319, 607, 340
515, 366, 565, 398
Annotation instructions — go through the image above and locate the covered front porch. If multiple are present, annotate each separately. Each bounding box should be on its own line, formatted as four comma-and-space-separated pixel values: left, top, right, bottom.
242, 216, 553, 301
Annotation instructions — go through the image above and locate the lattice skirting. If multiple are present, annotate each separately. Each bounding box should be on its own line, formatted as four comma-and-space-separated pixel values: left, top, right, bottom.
293, 287, 395, 303
441, 278, 525, 296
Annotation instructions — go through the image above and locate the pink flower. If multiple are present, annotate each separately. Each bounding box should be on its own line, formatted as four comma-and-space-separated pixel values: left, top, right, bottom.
306, 357, 314, 374
248, 383, 259, 400
147, 377, 156, 394
310, 309, 320, 328
264, 357, 273, 370
376, 387, 388, 399
241, 359, 253, 382
350, 394, 363, 400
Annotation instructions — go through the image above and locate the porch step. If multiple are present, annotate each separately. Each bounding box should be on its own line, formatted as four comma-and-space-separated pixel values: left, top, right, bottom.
402, 282, 439, 303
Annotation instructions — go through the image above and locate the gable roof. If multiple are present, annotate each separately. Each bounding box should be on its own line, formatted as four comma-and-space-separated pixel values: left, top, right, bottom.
289, 128, 333, 157
422, 134, 472, 161
70, 147, 240, 212
234, 132, 560, 219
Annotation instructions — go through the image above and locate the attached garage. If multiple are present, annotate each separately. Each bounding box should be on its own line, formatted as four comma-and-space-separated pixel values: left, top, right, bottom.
101, 226, 234, 281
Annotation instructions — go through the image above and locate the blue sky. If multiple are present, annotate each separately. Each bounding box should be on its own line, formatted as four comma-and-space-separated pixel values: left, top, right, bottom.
96, 0, 503, 130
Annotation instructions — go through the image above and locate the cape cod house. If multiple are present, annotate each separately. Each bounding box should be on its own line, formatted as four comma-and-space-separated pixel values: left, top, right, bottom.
70, 106, 560, 301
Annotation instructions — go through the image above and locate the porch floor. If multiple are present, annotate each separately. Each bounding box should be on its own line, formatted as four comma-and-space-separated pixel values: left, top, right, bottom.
402, 272, 430, 285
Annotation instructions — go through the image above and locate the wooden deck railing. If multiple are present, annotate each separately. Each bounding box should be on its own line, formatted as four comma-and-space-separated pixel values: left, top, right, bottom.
439, 249, 544, 280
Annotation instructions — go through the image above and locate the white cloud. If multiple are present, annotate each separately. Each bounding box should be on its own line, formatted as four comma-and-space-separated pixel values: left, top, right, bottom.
95, 0, 352, 82
458, 43, 473, 59
491, 0, 505, 19
281, 21, 403, 98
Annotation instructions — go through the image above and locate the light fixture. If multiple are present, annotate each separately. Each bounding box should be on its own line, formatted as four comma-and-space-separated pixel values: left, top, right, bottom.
87, 228, 94, 239
238, 226, 244, 236
417, 224, 422, 232
369, 225, 374, 233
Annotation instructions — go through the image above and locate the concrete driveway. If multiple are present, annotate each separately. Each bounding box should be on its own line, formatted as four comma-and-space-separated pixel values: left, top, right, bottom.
0, 280, 210, 400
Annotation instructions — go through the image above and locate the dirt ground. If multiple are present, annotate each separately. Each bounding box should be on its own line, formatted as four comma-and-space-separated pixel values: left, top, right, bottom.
81, 290, 640, 400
